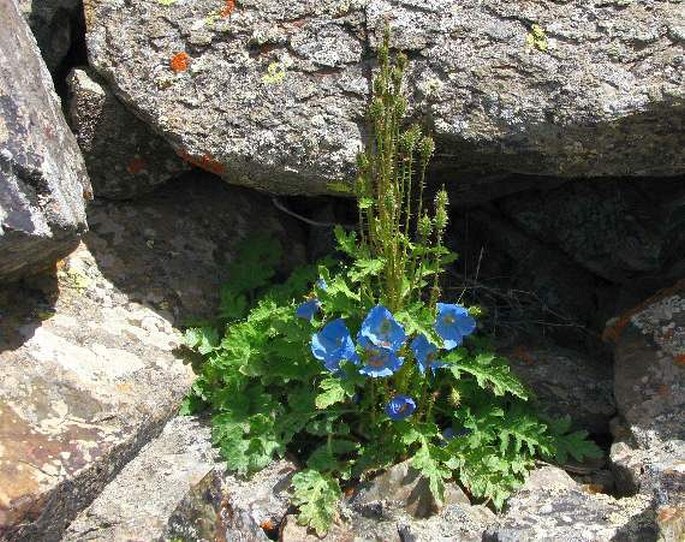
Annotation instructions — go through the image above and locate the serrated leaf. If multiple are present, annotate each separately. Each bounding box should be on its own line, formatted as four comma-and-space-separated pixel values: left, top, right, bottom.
410, 443, 451, 505
184, 327, 220, 355
446, 352, 529, 399
291, 470, 341, 536
349, 257, 386, 283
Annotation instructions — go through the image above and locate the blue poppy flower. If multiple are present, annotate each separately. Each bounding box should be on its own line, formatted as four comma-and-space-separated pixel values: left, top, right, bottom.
296, 298, 320, 321
311, 319, 358, 373
358, 305, 406, 352
434, 303, 476, 350
358, 336, 404, 378
410, 334, 446, 375
385, 395, 417, 421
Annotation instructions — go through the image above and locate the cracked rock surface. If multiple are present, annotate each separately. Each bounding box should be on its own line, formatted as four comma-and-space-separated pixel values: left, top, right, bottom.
86, 0, 684, 195
1, 0, 90, 282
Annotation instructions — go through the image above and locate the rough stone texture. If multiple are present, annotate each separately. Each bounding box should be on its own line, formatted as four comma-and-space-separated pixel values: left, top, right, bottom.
223, 459, 298, 540
499, 178, 685, 292
607, 281, 685, 541
0, 0, 90, 282
67, 67, 189, 200
85, 0, 685, 195
483, 465, 658, 542
0, 244, 194, 542
18, 0, 82, 73
500, 343, 615, 436
84, 172, 307, 324
63, 416, 224, 541
0, 174, 306, 541
350, 459, 471, 519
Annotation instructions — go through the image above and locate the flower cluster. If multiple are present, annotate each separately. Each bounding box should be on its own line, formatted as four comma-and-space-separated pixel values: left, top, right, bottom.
299, 299, 476, 421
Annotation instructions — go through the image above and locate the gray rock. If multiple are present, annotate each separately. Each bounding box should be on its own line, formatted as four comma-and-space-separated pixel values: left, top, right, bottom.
350, 459, 471, 519
0, 0, 90, 282
500, 343, 615, 436
18, 0, 81, 73
85, 0, 685, 195
0, 243, 195, 541
607, 282, 685, 541
67, 67, 189, 200
499, 179, 685, 289
63, 416, 223, 541
483, 465, 658, 542
84, 172, 307, 324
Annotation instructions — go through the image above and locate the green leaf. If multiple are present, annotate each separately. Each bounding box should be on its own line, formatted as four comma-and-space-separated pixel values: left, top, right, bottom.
349, 257, 386, 283
410, 442, 451, 505
334, 226, 359, 257
445, 351, 529, 399
184, 327, 220, 355
315, 377, 356, 409
291, 470, 341, 536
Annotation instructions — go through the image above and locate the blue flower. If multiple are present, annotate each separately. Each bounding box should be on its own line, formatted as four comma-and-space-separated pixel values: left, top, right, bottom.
410, 334, 446, 375
358, 336, 404, 378
296, 298, 320, 321
311, 319, 358, 373
434, 303, 476, 350
385, 395, 417, 421
316, 278, 328, 291
359, 305, 406, 352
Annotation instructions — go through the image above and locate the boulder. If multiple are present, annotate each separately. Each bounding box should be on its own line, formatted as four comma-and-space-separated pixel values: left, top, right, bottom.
606, 281, 685, 541
499, 178, 685, 291
483, 465, 657, 542
0, 244, 195, 541
0, 173, 306, 541
0, 0, 90, 282
63, 416, 225, 541
501, 343, 615, 436
67, 68, 189, 200
85, 0, 685, 195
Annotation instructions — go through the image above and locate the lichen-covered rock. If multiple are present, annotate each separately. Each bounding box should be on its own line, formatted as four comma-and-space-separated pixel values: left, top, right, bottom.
67, 67, 189, 200
0, 0, 90, 282
483, 466, 658, 542
607, 281, 685, 541
0, 174, 306, 541
85, 0, 685, 195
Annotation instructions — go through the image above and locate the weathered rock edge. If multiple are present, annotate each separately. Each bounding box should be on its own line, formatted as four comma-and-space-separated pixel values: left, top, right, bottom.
0, 0, 90, 282
86, 0, 685, 195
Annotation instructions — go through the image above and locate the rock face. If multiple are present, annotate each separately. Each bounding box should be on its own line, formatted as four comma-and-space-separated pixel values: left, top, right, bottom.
67, 68, 189, 200
63, 416, 224, 541
483, 466, 657, 542
0, 0, 90, 282
607, 281, 685, 541
502, 343, 615, 436
0, 244, 195, 541
0, 174, 306, 540
85, 0, 685, 195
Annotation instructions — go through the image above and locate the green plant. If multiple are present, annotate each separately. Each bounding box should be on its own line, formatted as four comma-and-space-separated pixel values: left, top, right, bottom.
184, 29, 600, 535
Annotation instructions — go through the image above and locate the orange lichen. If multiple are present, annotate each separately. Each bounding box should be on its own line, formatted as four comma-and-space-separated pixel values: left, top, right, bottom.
657, 383, 671, 397
126, 157, 147, 175
675, 353, 685, 366
220, 0, 235, 17
170, 52, 191, 73
602, 279, 685, 343
176, 149, 225, 175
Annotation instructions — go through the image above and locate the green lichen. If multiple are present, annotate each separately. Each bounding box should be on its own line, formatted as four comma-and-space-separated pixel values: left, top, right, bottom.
525, 23, 548, 52
262, 61, 287, 85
